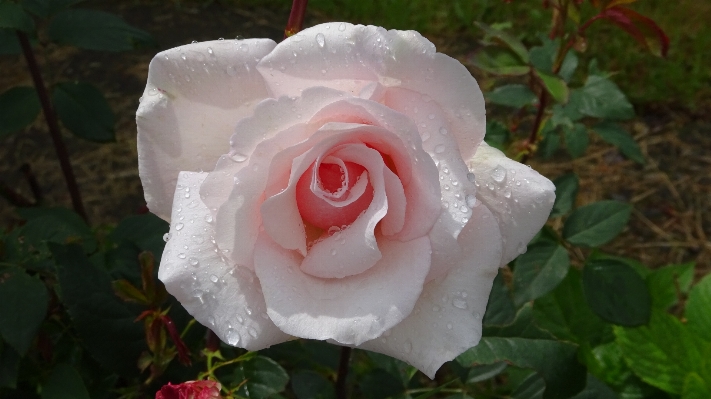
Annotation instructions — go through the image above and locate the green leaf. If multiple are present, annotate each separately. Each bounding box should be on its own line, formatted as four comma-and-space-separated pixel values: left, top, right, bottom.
533, 269, 609, 346
0, 343, 21, 388
21, 0, 86, 18
0, 86, 41, 138
0, 2, 35, 32
365, 352, 416, 386
291, 370, 335, 399
563, 200, 632, 247
468, 48, 530, 76
41, 363, 90, 399
47, 9, 153, 51
109, 213, 168, 258
558, 51, 579, 82
412, 379, 457, 399
536, 70, 569, 104
483, 270, 516, 327
486, 84, 537, 108
683, 373, 711, 399
484, 121, 510, 151
511, 373, 544, 399
647, 262, 695, 311
358, 368, 404, 399
0, 29, 22, 55
457, 337, 586, 399
583, 259, 651, 326
52, 81, 115, 142
512, 242, 570, 306
485, 303, 557, 340
0, 271, 49, 355
18, 207, 96, 255
466, 362, 507, 383
570, 374, 617, 399
581, 341, 633, 387
593, 122, 645, 164
615, 311, 709, 394
50, 244, 145, 377
233, 355, 289, 399
685, 274, 711, 342
538, 123, 560, 160
563, 123, 588, 159
476, 22, 529, 63
528, 39, 556, 74
569, 75, 635, 120
550, 173, 579, 217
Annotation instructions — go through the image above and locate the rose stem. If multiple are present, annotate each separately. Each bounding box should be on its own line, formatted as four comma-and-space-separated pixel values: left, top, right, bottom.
283, 0, 309, 39
335, 346, 352, 399
16, 31, 88, 222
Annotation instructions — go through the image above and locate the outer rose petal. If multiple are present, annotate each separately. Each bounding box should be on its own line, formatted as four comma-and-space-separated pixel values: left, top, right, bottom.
257, 23, 486, 159
138, 39, 276, 220
358, 203, 502, 378
467, 143, 556, 265
159, 172, 289, 350
253, 233, 432, 346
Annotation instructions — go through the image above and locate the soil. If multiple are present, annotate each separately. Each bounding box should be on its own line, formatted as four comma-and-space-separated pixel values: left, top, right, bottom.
1, 1, 709, 271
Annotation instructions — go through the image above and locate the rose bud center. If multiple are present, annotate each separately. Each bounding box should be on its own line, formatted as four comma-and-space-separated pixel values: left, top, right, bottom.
296, 160, 374, 230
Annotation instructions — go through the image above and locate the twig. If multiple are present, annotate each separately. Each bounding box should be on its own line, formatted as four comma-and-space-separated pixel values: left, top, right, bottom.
284, 0, 309, 39
335, 346, 351, 399
16, 31, 88, 222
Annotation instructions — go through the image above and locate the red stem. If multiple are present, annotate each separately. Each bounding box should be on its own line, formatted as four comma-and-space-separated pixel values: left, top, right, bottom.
284, 0, 309, 39
16, 31, 88, 222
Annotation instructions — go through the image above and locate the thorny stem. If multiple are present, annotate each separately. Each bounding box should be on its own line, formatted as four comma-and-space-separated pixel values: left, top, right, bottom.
16, 31, 88, 222
284, 0, 309, 39
335, 346, 352, 399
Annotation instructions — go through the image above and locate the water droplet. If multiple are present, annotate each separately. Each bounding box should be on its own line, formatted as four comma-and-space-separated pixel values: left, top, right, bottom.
226, 328, 241, 345
178, 253, 186, 259
210, 274, 219, 283
230, 152, 247, 162
439, 126, 449, 135
491, 165, 506, 183
330, 249, 337, 256
452, 299, 468, 309
338, 23, 346, 31
434, 144, 445, 154
175, 222, 184, 231
189, 257, 199, 266
442, 166, 450, 174
428, 113, 435, 120
447, 323, 453, 330
163, 233, 171, 242
316, 33, 326, 47
191, 289, 204, 298
248, 327, 258, 338
465, 194, 477, 208
432, 305, 440, 312
421, 131, 430, 141
466, 172, 476, 183
442, 201, 449, 209
207, 47, 213, 55
239, 43, 249, 52
180, 53, 187, 60
473, 312, 481, 320
517, 243, 527, 255
205, 214, 213, 223
504, 189, 512, 198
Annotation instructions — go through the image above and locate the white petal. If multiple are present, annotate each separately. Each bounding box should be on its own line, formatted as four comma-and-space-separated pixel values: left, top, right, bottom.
253, 233, 432, 346
467, 143, 556, 265
257, 23, 485, 159
138, 39, 276, 220
358, 204, 502, 378
158, 172, 289, 350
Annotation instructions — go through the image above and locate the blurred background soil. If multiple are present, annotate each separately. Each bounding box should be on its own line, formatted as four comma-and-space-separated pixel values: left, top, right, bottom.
0, 0, 709, 271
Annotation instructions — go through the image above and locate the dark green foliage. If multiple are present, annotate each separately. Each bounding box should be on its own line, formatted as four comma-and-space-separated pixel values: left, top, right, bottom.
0, 87, 40, 138
52, 81, 116, 142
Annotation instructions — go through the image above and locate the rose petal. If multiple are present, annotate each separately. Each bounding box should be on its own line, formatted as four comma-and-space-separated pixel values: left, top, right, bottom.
358, 203, 502, 378
253, 232, 432, 346
257, 22, 485, 159
159, 172, 289, 350
138, 39, 276, 220
467, 143, 556, 265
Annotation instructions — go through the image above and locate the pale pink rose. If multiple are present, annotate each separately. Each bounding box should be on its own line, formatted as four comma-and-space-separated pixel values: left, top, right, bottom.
155, 380, 222, 399
137, 23, 554, 377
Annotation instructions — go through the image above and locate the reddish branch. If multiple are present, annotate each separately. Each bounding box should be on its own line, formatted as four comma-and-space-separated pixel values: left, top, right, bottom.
16, 31, 88, 221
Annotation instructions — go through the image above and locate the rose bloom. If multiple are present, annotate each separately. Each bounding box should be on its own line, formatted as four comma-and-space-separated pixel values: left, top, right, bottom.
137, 23, 554, 377
155, 380, 222, 399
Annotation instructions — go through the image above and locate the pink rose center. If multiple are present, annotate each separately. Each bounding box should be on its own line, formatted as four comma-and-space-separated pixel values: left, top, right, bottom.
296, 160, 374, 230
